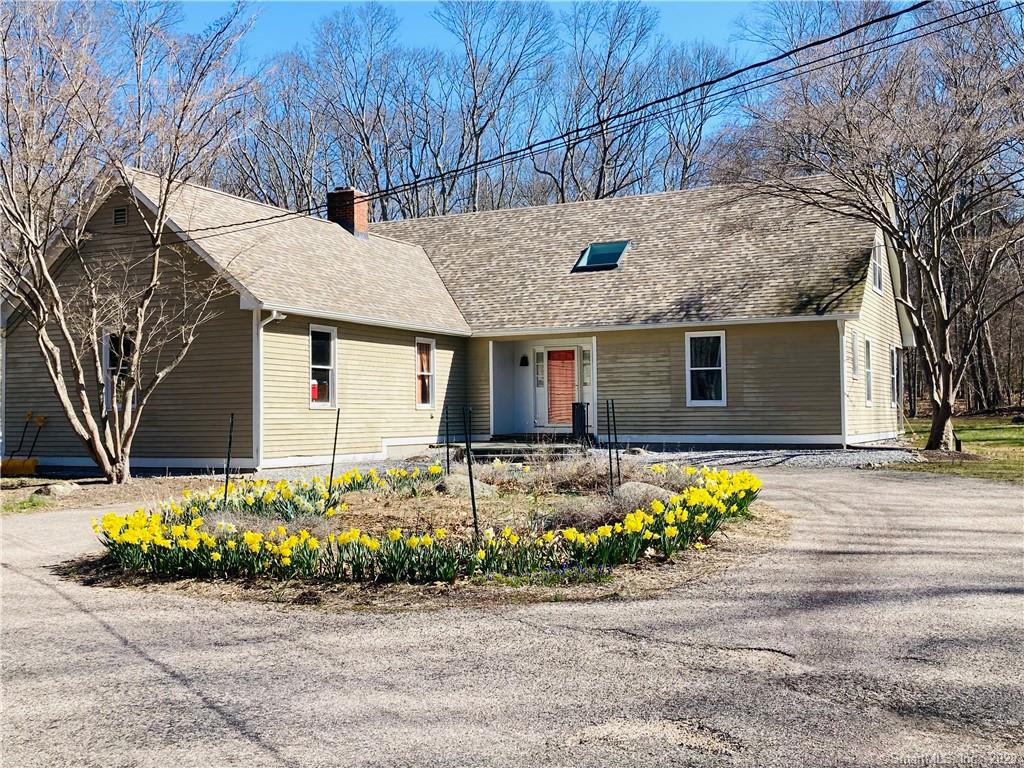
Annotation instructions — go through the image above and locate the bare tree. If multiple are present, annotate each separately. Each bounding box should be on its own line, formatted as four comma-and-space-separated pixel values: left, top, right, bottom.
723, 1, 1024, 449
531, 0, 661, 202
222, 54, 328, 212
434, 0, 554, 211
0, 2, 252, 482
654, 42, 735, 189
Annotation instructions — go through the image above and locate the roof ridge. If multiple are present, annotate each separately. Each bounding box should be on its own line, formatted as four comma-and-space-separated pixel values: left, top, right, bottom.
369, 177, 806, 226
126, 167, 336, 225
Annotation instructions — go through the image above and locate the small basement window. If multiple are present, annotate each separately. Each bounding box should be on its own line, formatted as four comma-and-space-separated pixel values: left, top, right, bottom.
572, 240, 629, 272
112, 206, 128, 226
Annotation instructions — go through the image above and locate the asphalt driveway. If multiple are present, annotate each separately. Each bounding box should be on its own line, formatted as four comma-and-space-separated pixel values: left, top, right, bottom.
2, 468, 1021, 767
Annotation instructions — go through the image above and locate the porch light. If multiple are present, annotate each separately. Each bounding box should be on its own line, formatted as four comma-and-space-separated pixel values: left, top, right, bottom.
520, 355, 529, 367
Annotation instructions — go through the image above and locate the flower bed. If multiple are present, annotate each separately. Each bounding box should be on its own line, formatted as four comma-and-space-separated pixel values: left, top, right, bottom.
93, 466, 761, 585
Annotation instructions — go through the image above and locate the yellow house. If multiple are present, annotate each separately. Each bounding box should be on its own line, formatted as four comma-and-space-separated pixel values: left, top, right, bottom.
1, 173, 913, 470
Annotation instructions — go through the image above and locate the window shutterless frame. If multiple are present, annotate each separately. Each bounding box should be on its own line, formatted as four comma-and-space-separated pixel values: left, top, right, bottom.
864, 338, 873, 407
308, 324, 337, 409
871, 236, 885, 295
415, 337, 436, 409
890, 346, 900, 408
102, 331, 137, 410
685, 330, 727, 407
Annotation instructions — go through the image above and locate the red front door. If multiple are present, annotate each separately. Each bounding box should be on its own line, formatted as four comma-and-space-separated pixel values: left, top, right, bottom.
547, 349, 576, 425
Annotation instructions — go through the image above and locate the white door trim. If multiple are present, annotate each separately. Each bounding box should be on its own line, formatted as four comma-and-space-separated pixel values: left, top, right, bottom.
542, 346, 578, 428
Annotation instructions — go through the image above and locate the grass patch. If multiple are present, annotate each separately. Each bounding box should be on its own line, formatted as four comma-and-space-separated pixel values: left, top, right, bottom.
893, 415, 1023, 484
1, 493, 49, 516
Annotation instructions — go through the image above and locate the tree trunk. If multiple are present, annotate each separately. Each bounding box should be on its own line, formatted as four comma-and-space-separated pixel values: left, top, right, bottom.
925, 358, 956, 451
110, 457, 132, 484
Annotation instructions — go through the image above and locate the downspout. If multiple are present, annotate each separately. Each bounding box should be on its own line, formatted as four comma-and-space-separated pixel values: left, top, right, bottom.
254, 309, 287, 470
838, 319, 848, 448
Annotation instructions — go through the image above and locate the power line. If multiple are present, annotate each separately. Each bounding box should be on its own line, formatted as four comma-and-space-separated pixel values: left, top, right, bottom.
364, 0, 1005, 203
81, 0, 1008, 250
81, 0, 938, 246
458, 0, 1017, 188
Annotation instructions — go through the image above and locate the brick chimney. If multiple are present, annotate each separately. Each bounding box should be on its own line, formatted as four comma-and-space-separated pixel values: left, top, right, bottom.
326, 186, 368, 238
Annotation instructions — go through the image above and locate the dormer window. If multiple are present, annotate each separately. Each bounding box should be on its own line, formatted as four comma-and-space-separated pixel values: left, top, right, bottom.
112, 206, 128, 226
572, 240, 629, 273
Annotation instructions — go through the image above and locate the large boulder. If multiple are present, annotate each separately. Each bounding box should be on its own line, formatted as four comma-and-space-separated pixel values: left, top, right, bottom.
34, 481, 80, 498
438, 473, 499, 499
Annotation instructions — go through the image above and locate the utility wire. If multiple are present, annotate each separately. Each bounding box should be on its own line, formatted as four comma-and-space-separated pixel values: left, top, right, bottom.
81, 0, 939, 244
82, 0, 1009, 249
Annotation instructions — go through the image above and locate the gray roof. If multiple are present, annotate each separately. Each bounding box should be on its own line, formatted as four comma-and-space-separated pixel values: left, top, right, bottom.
129, 171, 471, 335
372, 184, 875, 333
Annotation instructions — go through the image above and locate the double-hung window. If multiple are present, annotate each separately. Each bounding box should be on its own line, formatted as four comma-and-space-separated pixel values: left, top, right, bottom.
871, 240, 885, 294
864, 338, 873, 406
309, 325, 336, 408
890, 347, 900, 408
685, 331, 726, 406
103, 332, 134, 409
416, 338, 435, 409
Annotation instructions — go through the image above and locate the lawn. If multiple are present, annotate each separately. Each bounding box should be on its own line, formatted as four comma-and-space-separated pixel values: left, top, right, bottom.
895, 414, 1024, 483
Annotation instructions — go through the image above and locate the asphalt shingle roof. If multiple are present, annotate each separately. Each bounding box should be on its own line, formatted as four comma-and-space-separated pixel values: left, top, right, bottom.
128, 171, 470, 335
372, 184, 874, 333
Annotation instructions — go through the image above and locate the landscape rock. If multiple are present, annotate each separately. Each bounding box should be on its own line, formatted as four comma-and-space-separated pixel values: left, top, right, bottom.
438, 473, 498, 499
34, 482, 80, 498
1011, 414, 1024, 424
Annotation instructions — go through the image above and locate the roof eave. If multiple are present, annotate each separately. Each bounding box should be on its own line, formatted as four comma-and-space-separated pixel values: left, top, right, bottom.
256, 301, 473, 337
469, 312, 860, 338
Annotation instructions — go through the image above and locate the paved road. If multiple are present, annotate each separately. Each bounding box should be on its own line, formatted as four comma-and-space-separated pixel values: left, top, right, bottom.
2, 469, 1022, 768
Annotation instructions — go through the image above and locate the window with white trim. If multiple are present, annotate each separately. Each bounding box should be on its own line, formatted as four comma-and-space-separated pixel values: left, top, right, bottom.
864, 338, 873, 406
415, 337, 435, 408
890, 347, 900, 408
685, 331, 726, 406
871, 240, 885, 294
103, 332, 135, 410
851, 330, 860, 377
309, 325, 336, 408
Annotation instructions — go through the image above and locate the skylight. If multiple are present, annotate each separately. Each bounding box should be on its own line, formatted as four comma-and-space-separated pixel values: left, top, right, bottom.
572, 240, 629, 273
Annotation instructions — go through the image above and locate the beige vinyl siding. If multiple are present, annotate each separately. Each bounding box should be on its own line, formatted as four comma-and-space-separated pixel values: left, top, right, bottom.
470, 322, 842, 439
596, 322, 841, 437
261, 314, 466, 458
844, 234, 903, 439
2, 192, 253, 462
467, 338, 491, 436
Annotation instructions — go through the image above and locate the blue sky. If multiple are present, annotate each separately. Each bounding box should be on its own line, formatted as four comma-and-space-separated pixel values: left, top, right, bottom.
179, 1, 761, 63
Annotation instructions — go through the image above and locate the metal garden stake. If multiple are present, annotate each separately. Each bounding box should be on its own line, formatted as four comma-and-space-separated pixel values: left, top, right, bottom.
606, 400, 614, 496
326, 407, 341, 509
463, 405, 479, 539
223, 413, 234, 509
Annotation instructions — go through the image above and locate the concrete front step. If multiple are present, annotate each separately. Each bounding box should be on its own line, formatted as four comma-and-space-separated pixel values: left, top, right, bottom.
434, 441, 590, 464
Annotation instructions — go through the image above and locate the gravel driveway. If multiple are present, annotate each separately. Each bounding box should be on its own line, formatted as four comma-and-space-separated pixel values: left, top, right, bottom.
2, 468, 1021, 767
